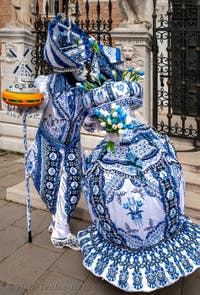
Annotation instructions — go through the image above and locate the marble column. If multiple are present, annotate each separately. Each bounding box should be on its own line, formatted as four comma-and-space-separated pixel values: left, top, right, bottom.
111, 25, 152, 123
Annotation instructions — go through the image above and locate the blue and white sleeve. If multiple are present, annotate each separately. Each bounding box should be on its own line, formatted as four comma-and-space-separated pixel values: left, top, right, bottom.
83, 80, 143, 111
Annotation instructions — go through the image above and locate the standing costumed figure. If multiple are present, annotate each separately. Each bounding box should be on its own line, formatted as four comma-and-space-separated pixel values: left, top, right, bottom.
78, 72, 200, 290
27, 16, 142, 249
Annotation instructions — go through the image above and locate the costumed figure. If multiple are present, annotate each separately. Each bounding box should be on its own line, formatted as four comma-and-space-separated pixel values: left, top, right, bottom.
77, 67, 200, 291
25, 16, 142, 250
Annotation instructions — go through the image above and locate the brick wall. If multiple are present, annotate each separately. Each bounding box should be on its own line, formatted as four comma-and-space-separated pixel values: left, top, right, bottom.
0, 0, 13, 29
78, 0, 123, 28
0, 1, 122, 31
37, 0, 122, 29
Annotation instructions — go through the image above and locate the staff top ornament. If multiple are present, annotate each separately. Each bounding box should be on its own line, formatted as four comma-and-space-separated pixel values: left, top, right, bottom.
2, 48, 43, 108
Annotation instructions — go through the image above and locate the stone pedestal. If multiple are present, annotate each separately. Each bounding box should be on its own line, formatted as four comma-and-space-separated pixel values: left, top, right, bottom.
111, 25, 152, 123
0, 25, 36, 151
0, 25, 35, 104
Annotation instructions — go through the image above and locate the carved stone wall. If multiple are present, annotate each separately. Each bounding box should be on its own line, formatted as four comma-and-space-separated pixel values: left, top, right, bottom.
116, 0, 153, 29
10, 0, 34, 27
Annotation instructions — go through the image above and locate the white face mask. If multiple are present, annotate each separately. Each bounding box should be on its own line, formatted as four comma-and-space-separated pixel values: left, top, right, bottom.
73, 67, 88, 82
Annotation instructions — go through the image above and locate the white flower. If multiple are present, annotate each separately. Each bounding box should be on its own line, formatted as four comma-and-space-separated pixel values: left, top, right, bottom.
100, 122, 106, 127
126, 117, 132, 124
119, 129, 125, 135
111, 102, 117, 109
107, 119, 112, 125
112, 112, 118, 118
90, 71, 99, 81
76, 83, 81, 87
112, 124, 117, 130
100, 109, 109, 117
112, 70, 116, 76
117, 123, 123, 129
101, 130, 107, 136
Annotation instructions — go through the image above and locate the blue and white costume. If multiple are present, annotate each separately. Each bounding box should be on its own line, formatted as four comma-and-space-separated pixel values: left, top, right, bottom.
27, 16, 142, 249
78, 104, 200, 290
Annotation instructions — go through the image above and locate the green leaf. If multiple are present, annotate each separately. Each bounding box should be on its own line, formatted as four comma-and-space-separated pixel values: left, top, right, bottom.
122, 71, 129, 80
104, 141, 115, 153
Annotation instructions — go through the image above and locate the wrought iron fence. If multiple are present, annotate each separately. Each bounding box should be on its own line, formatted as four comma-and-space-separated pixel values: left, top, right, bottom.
31, 0, 113, 76
152, 0, 200, 141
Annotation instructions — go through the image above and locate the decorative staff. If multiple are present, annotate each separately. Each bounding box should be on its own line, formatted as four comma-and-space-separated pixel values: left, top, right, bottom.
2, 50, 44, 242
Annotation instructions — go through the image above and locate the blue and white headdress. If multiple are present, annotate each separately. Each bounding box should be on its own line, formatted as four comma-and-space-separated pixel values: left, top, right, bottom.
44, 16, 92, 72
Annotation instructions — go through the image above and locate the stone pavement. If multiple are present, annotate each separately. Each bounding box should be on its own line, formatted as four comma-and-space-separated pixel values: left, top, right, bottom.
0, 150, 200, 295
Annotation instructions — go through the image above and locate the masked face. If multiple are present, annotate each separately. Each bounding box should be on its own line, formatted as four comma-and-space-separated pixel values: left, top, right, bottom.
73, 67, 88, 82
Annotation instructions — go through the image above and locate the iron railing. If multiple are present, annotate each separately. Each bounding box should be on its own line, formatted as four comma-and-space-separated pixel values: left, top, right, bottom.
152, 0, 200, 141
31, 0, 113, 76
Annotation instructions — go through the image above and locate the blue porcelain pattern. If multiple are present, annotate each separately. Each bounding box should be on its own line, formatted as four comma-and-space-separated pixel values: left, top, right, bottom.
78, 123, 200, 292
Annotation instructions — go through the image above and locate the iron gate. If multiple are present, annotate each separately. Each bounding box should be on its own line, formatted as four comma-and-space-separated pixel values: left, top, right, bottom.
152, 0, 200, 140
31, 0, 113, 76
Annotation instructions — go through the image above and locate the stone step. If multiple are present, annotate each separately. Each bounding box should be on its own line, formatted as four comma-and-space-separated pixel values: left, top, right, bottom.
185, 207, 200, 221
183, 170, 200, 195
185, 190, 200, 211
177, 151, 200, 173
6, 180, 91, 222
182, 163, 200, 174
6, 179, 200, 221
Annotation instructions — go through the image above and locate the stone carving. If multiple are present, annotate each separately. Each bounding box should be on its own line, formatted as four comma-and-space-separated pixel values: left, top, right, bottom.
116, 0, 152, 28
121, 43, 144, 69
69, 0, 77, 16
10, 0, 34, 27
0, 43, 18, 63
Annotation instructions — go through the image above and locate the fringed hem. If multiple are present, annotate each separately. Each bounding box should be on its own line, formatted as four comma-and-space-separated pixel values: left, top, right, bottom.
78, 220, 200, 292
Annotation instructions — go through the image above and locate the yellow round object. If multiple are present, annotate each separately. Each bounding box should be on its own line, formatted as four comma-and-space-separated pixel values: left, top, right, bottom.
2, 90, 44, 107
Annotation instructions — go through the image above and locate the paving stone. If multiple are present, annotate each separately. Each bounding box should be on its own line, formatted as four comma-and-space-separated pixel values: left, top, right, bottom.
76, 274, 183, 295
0, 244, 61, 287
15, 158, 25, 164
195, 268, 200, 278
72, 196, 91, 222
0, 281, 25, 295
14, 209, 52, 236
76, 274, 125, 295
0, 170, 25, 188
182, 271, 200, 295
0, 225, 27, 260
50, 249, 90, 282
70, 218, 91, 235
0, 187, 6, 200
2, 153, 23, 162
0, 199, 8, 207
27, 271, 82, 295
32, 229, 66, 254
6, 180, 47, 211
0, 149, 8, 156
0, 256, 5, 262
0, 159, 13, 169
0, 203, 26, 231
151, 279, 182, 295
0, 163, 24, 178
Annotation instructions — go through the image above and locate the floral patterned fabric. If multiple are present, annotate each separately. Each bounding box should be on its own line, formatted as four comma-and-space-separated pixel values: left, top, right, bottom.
27, 73, 142, 227
78, 121, 200, 292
